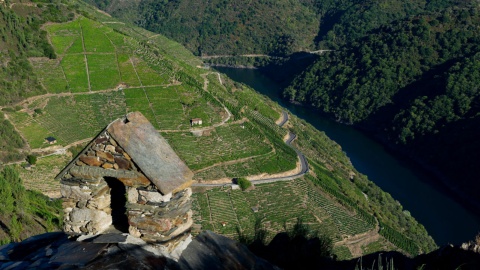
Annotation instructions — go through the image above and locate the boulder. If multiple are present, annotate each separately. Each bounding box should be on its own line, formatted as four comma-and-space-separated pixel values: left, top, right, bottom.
104, 144, 116, 153
102, 163, 114, 169
127, 187, 139, 203
139, 190, 172, 203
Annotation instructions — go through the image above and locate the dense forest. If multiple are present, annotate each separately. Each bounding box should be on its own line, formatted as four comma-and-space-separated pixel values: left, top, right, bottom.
83, 0, 462, 56
84, 0, 321, 55
285, 4, 480, 207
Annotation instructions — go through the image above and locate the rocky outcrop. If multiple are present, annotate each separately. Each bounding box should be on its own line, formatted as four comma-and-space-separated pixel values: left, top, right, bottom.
0, 231, 278, 269
178, 230, 279, 270
56, 112, 194, 257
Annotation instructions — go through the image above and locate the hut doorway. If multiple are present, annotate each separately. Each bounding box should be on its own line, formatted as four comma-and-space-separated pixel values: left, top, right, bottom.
105, 177, 129, 233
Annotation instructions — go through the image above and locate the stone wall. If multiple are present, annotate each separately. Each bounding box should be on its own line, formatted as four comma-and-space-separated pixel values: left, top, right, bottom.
60, 130, 193, 253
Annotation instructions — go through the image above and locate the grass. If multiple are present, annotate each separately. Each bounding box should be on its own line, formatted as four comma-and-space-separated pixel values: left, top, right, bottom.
61, 54, 89, 92
362, 239, 397, 256
117, 54, 141, 87
163, 122, 272, 170
192, 177, 377, 248
46, 20, 82, 55
79, 18, 115, 53
7, 92, 127, 147
17, 155, 71, 197
29, 58, 68, 94
87, 54, 121, 91
133, 58, 168, 86
8, 111, 54, 148
333, 246, 353, 261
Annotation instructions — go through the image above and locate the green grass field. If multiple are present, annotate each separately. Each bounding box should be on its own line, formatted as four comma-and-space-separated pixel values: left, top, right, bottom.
8, 92, 126, 147
29, 59, 68, 94
117, 54, 141, 87
61, 54, 89, 92
87, 54, 121, 91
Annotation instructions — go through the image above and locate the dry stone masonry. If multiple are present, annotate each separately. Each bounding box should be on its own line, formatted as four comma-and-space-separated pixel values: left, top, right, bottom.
56, 112, 194, 256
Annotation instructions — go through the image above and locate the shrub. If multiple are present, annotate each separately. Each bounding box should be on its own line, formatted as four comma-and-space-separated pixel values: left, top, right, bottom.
236, 177, 252, 190
26, 154, 37, 165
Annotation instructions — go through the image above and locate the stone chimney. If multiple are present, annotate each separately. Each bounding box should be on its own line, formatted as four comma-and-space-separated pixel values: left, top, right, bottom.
56, 112, 194, 257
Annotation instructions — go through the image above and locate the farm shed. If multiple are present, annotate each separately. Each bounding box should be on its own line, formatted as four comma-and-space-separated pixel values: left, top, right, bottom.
190, 118, 202, 126
45, 136, 57, 144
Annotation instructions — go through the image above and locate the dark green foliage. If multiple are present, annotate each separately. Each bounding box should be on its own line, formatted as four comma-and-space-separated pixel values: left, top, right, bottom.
0, 166, 62, 243
0, 112, 25, 151
235, 177, 252, 191
286, 8, 480, 123
83, 0, 320, 56
26, 154, 37, 165
237, 217, 268, 247
379, 222, 420, 256
285, 5, 480, 209
306, 167, 436, 254
0, 1, 74, 106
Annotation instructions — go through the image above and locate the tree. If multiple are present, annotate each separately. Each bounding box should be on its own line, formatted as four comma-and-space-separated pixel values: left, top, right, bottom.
235, 177, 252, 190
27, 154, 37, 165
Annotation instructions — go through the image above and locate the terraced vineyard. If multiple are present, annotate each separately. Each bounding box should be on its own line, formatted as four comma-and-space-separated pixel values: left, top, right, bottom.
6, 14, 297, 180
192, 178, 376, 246
162, 121, 272, 171
1, 0, 437, 259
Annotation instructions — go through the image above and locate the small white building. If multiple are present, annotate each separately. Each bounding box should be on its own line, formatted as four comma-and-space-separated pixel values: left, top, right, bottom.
191, 118, 202, 126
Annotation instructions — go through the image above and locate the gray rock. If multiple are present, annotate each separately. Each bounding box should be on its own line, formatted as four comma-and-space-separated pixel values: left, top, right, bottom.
50, 241, 108, 266
91, 233, 128, 244
61, 185, 92, 201
139, 190, 172, 203
70, 208, 92, 223
178, 231, 279, 270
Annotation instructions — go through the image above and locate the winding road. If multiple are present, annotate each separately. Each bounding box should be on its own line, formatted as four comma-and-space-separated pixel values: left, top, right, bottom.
192, 111, 309, 187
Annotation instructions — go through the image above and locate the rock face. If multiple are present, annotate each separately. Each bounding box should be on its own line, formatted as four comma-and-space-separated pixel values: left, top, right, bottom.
178, 231, 279, 270
56, 112, 194, 255
0, 231, 279, 269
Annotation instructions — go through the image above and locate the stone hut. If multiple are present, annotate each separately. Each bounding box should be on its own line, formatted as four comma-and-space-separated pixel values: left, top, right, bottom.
56, 112, 194, 254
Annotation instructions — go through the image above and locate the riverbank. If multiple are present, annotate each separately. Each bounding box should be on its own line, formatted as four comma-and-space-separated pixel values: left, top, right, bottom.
216, 66, 480, 245
361, 123, 480, 218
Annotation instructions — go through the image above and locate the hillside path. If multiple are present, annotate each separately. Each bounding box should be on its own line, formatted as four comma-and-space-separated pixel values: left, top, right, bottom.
192, 111, 309, 187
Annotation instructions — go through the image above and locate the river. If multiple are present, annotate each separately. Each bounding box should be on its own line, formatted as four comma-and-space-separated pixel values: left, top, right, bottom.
216, 66, 480, 246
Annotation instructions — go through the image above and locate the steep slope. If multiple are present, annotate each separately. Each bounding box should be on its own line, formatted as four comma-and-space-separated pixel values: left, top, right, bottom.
0, 166, 62, 244
83, 0, 321, 56
284, 4, 480, 210
0, 0, 437, 258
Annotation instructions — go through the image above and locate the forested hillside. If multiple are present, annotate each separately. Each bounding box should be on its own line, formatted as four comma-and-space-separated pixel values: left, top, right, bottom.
0, 166, 62, 244
0, 0, 73, 104
83, 0, 463, 57
83, 0, 320, 56
285, 4, 480, 207
0, 0, 440, 257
